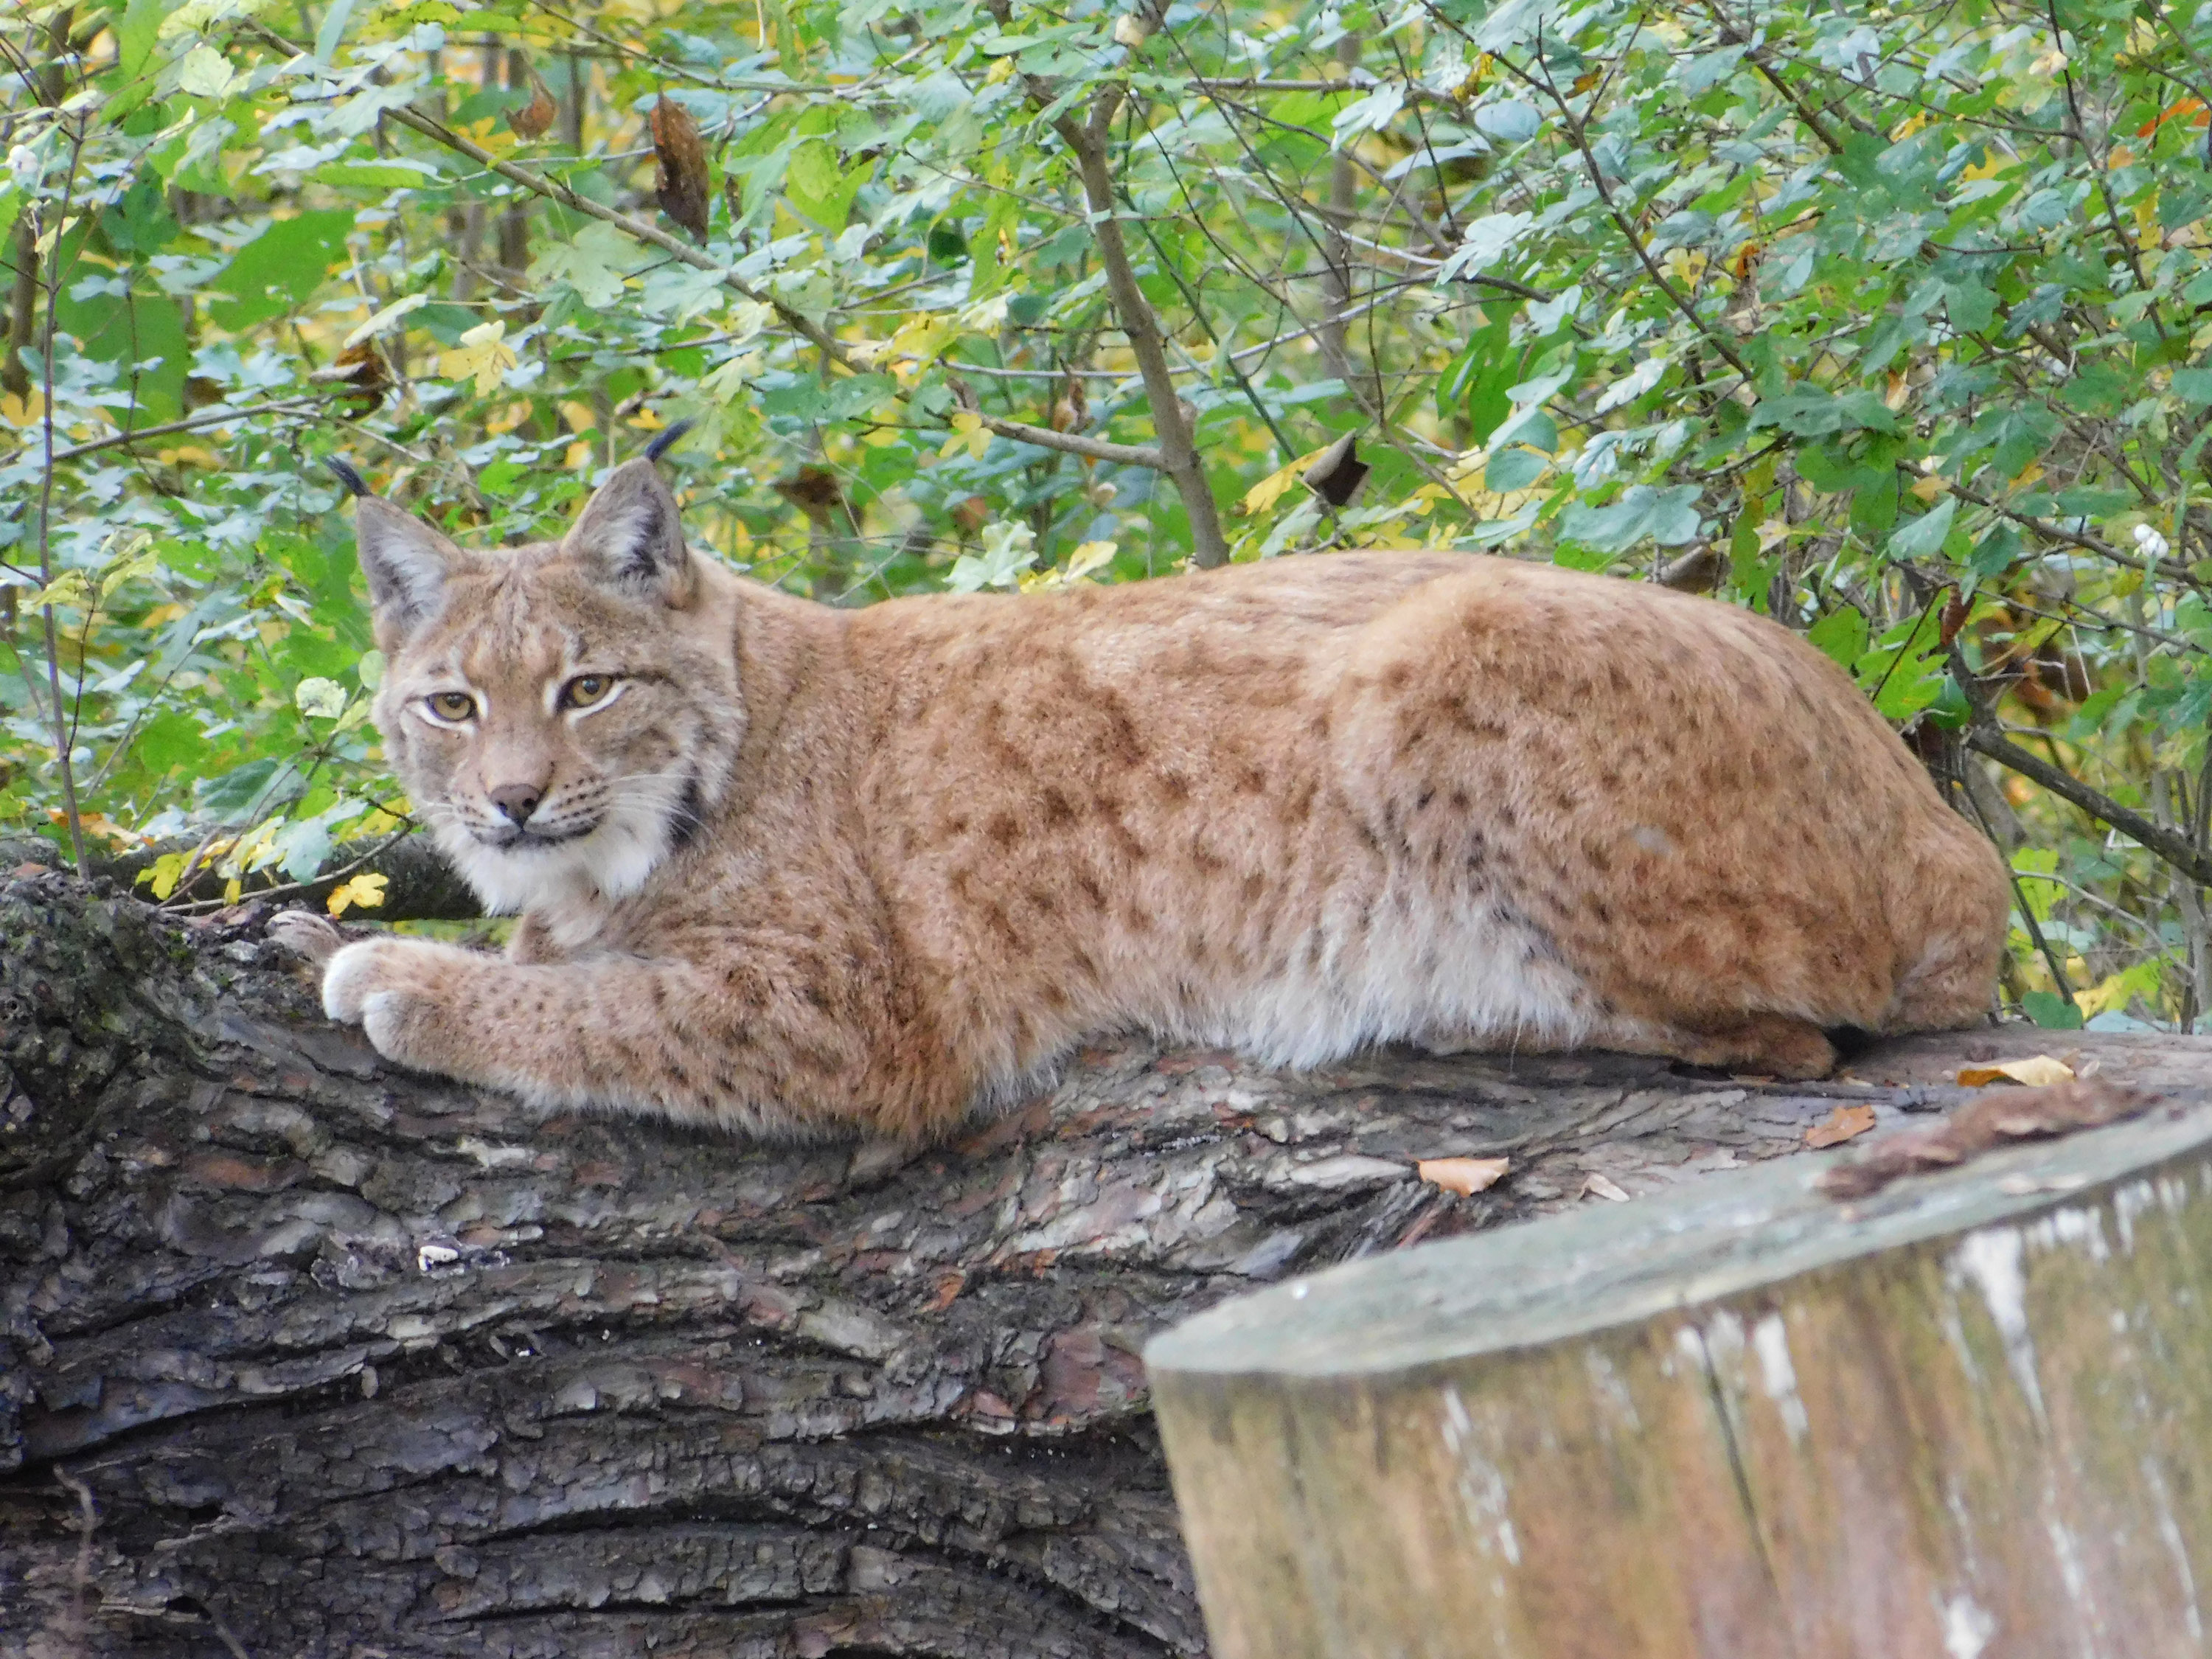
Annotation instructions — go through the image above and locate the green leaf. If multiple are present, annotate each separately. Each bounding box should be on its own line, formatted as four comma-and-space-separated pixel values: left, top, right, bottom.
315, 0, 360, 64
1750, 388, 1899, 437
295, 677, 348, 720
1885, 495, 1956, 560
196, 757, 289, 824
316, 159, 444, 190
1807, 605, 1868, 669
786, 139, 859, 228
206, 210, 355, 330
2021, 990, 2084, 1030
2171, 368, 2212, 405
531, 220, 636, 308
1484, 446, 1548, 491
1557, 485, 1704, 554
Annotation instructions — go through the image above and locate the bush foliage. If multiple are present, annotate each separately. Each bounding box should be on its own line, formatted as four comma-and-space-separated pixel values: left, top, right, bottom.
3, 0, 2211, 1026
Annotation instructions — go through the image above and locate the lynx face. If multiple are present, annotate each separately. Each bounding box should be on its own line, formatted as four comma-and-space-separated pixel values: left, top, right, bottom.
357, 460, 742, 914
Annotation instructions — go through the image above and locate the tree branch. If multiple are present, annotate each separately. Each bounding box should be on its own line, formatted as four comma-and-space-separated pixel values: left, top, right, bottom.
35, 396, 333, 465
1053, 88, 1232, 568
1966, 726, 2212, 889
1948, 477, 2209, 592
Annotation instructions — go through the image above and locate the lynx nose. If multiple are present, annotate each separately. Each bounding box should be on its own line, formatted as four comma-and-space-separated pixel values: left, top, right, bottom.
489, 783, 544, 825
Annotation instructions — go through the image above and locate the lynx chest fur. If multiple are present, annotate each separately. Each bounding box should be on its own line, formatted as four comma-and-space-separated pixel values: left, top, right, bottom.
288, 453, 2008, 1138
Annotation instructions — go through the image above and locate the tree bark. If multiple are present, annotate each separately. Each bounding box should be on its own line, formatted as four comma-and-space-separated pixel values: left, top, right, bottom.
0, 872, 2200, 1656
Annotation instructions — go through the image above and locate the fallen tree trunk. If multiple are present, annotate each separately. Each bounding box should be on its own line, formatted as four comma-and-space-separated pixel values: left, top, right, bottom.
0, 872, 2202, 1657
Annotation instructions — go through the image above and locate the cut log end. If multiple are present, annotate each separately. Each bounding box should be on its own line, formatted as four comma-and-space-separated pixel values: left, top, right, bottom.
1150, 1088, 2212, 1659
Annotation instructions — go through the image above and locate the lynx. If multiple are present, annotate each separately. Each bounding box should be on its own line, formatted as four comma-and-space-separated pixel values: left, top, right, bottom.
273, 439, 2008, 1140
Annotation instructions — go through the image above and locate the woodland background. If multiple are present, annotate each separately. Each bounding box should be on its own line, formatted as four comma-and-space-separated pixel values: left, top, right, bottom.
1, 0, 2209, 1028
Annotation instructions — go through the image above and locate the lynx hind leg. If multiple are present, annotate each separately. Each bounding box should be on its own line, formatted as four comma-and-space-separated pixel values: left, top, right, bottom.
267, 908, 347, 968
1885, 931, 2003, 1033
1657, 1013, 1840, 1080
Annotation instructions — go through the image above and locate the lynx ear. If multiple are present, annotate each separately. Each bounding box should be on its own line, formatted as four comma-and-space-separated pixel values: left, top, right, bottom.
565, 454, 695, 605
346, 487, 467, 645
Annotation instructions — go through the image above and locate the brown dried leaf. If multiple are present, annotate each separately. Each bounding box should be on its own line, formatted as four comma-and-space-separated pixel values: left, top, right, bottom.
1804, 1102, 1878, 1149
1940, 591, 1970, 647
509, 74, 557, 140
1817, 1078, 2157, 1200
773, 465, 846, 524
307, 341, 392, 410
1049, 370, 1089, 434
1417, 1155, 1509, 1197
1582, 1172, 1631, 1203
652, 96, 712, 242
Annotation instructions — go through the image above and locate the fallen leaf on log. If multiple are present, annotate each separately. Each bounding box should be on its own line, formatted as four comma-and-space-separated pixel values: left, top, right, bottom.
1805, 1103, 1879, 1147
1818, 1078, 2157, 1200
1583, 1172, 1631, 1203
1957, 1054, 2075, 1088
1417, 1155, 1509, 1196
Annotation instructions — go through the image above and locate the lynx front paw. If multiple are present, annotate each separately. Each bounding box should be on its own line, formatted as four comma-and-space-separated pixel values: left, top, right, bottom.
319, 938, 459, 1072
321, 938, 400, 1023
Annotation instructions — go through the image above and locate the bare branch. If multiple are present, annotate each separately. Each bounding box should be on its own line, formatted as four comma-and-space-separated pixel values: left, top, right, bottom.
1967, 726, 2212, 890
1054, 88, 1232, 567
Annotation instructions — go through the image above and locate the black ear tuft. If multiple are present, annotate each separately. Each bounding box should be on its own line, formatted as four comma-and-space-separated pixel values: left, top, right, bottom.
325, 456, 370, 499
645, 419, 696, 465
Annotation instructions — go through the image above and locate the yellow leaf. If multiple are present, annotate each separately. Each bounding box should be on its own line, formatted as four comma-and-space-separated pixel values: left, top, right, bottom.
984, 54, 1015, 83
1418, 1155, 1509, 1196
0, 389, 44, 427
139, 850, 190, 901
327, 872, 389, 917
1018, 540, 1119, 593
18, 570, 93, 612
1241, 446, 1328, 517
1957, 1054, 2076, 1088
437, 320, 518, 397
223, 876, 243, 905
940, 409, 990, 461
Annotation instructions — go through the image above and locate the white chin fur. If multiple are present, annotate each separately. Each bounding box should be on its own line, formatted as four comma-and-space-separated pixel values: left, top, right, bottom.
437, 783, 683, 913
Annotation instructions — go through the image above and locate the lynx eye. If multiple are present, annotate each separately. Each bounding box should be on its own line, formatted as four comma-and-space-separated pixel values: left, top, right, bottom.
427, 691, 477, 723
560, 674, 617, 711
